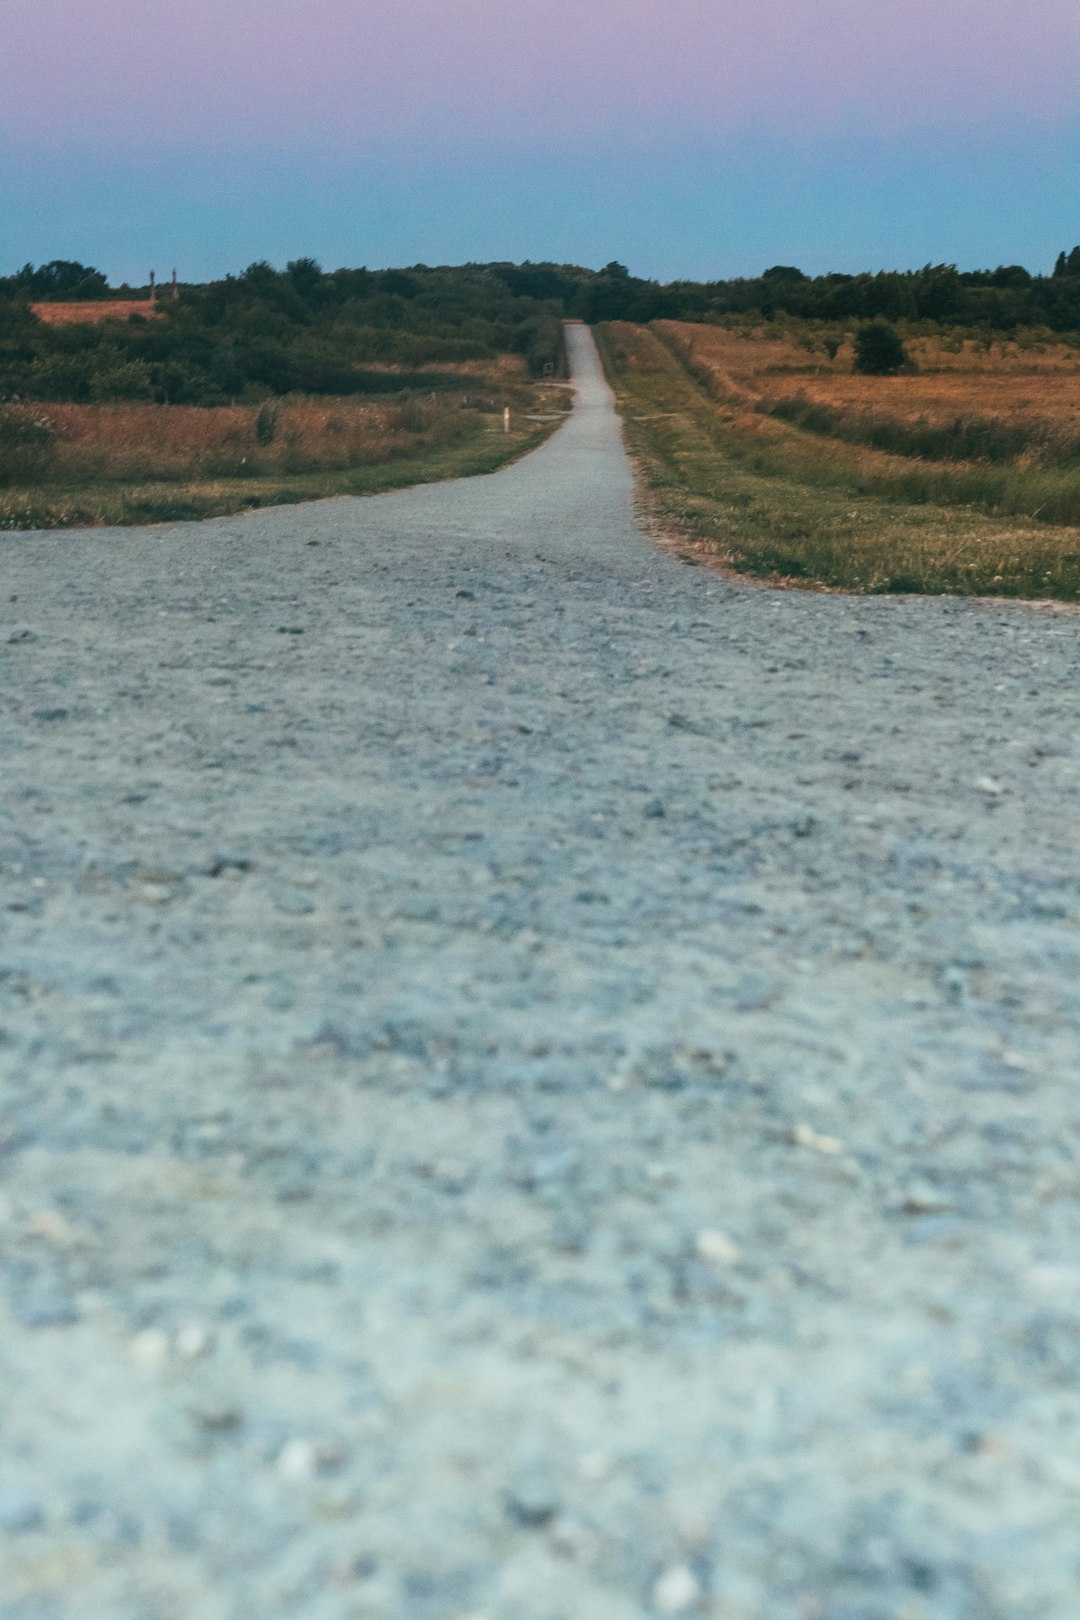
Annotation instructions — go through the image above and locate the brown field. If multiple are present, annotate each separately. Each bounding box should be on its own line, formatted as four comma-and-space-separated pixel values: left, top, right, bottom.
596, 318, 1080, 600
651, 319, 1080, 509
657, 318, 1080, 410
39, 396, 469, 480
0, 376, 566, 529
32, 300, 162, 326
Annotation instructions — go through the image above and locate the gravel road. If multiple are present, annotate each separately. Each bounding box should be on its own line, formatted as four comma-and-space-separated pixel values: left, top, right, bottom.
3, 324, 1080, 1620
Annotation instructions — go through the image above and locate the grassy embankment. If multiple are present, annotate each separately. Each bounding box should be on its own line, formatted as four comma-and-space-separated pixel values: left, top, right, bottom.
596, 319, 1080, 599
0, 366, 567, 530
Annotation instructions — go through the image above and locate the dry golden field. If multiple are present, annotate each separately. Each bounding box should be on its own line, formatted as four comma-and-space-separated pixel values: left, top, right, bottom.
0, 371, 566, 529
40, 396, 469, 480
657, 320, 1080, 458
597, 319, 1080, 600
31, 300, 162, 326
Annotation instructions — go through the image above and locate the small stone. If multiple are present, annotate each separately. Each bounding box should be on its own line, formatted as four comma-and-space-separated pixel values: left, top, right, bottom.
974, 776, 1005, 797
792, 1123, 843, 1155
129, 1328, 170, 1367
191, 1401, 242, 1434
695, 1229, 739, 1266
506, 1468, 558, 1528
898, 1183, 955, 1216
645, 1162, 677, 1186
6, 628, 37, 644
175, 1323, 212, 1360
272, 888, 316, 915
642, 798, 666, 819
207, 853, 254, 877
277, 1439, 318, 1481
732, 973, 781, 1012
26, 1210, 74, 1246
653, 1563, 701, 1614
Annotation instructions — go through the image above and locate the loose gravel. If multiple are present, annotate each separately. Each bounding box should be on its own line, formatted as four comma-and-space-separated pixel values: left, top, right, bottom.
2, 326, 1080, 1619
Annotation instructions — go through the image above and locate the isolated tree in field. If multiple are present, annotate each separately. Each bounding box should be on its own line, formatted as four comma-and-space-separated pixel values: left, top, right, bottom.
853, 320, 908, 375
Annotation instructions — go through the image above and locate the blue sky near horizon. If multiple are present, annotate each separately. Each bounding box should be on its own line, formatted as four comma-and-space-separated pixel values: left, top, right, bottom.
4, 0, 1080, 285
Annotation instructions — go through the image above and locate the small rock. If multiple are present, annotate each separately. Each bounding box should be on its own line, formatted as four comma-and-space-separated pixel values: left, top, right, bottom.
175, 1323, 212, 1360
191, 1401, 243, 1434
272, 888, 316, 915
732, 973, 782, 1012
695, 1229, 739, 1266
6, 628, 37, 644
277, 1438, 318, 1481
642, 798, 666, 819
277, 625, 305, 635
207, 853, 254, 877
898, 1183, 955, 1216
974, 776, 1005, 797
506, 1468, 558, 1528
396, 897, 441, 922
792, 1123, 843, 1156
653, 1563, 701, 1614
26, 1210, 75, 1246
129, 1329, 170, 1368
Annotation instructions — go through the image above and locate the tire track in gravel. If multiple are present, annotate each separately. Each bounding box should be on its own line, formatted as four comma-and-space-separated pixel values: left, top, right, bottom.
2, 324, 1080, 1619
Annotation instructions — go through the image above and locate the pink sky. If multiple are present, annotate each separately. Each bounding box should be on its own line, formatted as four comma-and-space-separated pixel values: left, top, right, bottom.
6, 0, 1080, 152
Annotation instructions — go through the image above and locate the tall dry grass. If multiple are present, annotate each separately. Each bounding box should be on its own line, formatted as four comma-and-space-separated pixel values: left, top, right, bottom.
653, 321, 1080, 527
0, 375, 567, 528
30, 395, 475, 483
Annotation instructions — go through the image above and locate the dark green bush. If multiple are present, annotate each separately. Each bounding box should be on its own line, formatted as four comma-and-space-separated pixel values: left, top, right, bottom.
255, 404, 279, 445
854, 321, 910, 375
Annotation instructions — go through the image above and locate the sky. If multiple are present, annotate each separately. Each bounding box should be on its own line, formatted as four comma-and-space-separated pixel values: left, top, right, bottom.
3, 0, 1080, 283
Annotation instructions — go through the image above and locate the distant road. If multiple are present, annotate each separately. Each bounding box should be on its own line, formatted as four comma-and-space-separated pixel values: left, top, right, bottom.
4, 324, 1080, 1617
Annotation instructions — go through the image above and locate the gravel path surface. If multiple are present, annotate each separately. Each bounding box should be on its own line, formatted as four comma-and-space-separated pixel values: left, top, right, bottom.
3, 325, 1080, 1619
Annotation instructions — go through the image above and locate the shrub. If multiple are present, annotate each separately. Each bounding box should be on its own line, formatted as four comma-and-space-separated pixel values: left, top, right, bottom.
854, 321, 909, 375
255, 403, 279, 445
88, 359, 154, 401
0, 406, 56, 485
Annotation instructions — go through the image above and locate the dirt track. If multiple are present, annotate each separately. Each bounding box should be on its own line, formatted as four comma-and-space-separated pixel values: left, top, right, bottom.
3, 325, 1080, 1618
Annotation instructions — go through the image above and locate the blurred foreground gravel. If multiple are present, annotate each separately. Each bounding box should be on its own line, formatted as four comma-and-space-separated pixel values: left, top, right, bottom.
2, 327, 1080, 1619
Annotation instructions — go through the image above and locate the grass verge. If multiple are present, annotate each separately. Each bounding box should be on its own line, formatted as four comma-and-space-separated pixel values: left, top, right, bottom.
596, 321, 1080, 600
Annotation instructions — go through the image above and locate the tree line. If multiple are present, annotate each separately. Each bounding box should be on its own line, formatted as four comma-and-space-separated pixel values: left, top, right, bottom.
4, 250, 1080, 405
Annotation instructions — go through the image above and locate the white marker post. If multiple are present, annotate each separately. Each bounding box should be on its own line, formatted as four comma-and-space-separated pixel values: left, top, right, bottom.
503, 406, 510, 434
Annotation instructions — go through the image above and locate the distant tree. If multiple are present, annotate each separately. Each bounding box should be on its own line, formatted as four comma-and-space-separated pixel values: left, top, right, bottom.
990, 265, 1032, 288
287, 258, 324, 300
14, 260, 108, 300
853, 320, 909, 375
762, 265, 807, 282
